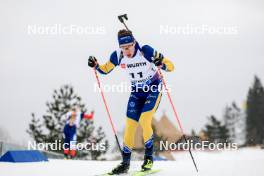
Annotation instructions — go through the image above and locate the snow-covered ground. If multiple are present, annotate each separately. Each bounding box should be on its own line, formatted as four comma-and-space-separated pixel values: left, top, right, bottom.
0, 148, 263, 176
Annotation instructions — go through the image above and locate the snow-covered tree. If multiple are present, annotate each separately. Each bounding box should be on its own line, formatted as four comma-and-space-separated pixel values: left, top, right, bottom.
27, 84, 108, 159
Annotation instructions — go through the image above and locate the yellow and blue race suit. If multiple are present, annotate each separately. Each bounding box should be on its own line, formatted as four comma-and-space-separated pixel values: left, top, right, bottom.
96, 43, 174, 162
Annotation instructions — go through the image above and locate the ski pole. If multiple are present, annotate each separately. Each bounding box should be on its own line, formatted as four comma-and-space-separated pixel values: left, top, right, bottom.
118, 14, 199, 172
93, 67, 122, 154
157, 69, 199, 172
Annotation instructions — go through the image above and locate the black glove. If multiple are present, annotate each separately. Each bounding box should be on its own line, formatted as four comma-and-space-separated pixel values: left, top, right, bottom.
88, 56, 98, 68
153, 53, 164, 66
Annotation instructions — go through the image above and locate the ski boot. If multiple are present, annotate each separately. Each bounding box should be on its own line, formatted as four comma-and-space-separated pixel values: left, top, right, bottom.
109, 161, 130, 175
141, 156, 153, 171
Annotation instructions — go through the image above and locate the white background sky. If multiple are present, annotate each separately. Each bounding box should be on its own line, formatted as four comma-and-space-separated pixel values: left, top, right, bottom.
0, 0, 264, 144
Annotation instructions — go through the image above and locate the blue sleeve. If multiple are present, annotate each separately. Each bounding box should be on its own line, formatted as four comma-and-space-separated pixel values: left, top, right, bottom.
109, 51, 119, 66
141, 45, 155, 62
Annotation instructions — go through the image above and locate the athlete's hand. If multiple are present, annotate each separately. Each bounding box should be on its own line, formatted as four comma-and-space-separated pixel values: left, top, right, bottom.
153, 53, 164, 66
88, 56, 98, 68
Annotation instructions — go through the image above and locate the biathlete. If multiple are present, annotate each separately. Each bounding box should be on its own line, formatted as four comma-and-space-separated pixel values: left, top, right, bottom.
88, 29, 174, 174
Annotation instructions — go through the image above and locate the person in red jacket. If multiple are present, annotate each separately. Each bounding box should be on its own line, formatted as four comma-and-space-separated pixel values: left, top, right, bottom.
63, 107, 94, 159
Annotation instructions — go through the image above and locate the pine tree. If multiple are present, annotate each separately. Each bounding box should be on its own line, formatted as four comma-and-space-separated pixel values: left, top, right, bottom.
88, 127, 109, 160
27, 113, 45, 143
27, 84, 108, 159
202, 115, 229, 144
223, 102, 245, 144
246, 76, 264, 145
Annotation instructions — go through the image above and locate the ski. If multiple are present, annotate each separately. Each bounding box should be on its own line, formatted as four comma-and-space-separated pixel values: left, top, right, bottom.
130, 169, 162, 176
94, 171, 130, 176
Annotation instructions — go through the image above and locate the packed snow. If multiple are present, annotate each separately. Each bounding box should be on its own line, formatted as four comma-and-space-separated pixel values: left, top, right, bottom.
0, 148, 263, 176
